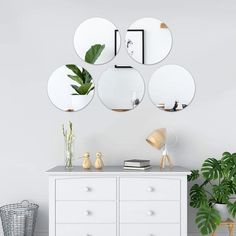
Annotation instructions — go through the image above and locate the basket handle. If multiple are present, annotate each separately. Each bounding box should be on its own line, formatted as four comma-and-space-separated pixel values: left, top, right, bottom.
20, 200, 30, 207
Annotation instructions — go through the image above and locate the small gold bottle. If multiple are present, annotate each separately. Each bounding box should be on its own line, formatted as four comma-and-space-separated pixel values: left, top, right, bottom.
82, 152, 92, 169
94, 152, 104, 169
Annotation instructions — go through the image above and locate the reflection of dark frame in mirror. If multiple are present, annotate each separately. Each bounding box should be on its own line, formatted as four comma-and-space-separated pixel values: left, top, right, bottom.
114, 29, 144, 68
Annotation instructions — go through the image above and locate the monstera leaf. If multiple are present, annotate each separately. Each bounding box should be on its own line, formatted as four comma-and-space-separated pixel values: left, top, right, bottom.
221, 179, 236, 195
221, 152, 235, 176
196, 206, 221, 235
85, 44, 105, 64
227, 201, 236, 218
212, 183, 231, 204
201, 158, 222, 180
190, 184, 208, 208
188, 170, 200, 182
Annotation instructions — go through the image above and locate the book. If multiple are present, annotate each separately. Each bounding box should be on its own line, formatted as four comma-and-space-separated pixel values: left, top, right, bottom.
124, 159, 150, 167
123, 165, 152, 170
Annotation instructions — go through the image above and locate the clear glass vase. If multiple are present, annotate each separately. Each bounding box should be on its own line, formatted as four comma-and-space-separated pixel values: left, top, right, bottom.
64, 138, 74, 169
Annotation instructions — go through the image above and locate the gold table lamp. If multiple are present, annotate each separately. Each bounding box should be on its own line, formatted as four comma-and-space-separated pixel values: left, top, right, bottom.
146, 128, 173, 169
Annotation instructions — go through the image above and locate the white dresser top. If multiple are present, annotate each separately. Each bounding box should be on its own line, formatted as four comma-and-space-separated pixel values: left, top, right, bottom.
47, 166, 191, 176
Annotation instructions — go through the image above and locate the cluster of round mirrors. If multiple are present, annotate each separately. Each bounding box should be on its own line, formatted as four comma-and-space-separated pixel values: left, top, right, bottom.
48, 17, 195, 112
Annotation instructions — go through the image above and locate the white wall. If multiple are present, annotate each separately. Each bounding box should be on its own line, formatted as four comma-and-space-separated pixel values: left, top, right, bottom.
1, 0, 236, 235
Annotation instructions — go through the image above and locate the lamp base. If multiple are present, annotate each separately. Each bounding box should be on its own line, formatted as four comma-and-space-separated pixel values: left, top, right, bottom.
160, 154, 172, 169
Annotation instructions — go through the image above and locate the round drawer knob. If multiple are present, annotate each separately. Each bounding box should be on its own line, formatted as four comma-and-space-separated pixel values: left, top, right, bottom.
147, 210, 154, 216
84, 210, 90, 216
147, 187, 154, 192
84, 187, 90, 192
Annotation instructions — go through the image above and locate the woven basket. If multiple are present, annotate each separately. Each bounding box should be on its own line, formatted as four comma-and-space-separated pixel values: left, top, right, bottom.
0, 200, 39, 236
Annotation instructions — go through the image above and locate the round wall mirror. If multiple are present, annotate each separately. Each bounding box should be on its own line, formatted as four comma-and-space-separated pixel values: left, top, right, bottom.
74, 18, 121, 65
48, 65, 94, 112
148, 65, 195, 112
98, 67, 145, 112
125, 17, 172, 65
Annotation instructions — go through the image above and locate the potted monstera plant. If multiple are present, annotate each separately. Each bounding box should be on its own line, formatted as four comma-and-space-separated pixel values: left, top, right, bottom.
188, 152, 236, 235
66, 44, 105, 109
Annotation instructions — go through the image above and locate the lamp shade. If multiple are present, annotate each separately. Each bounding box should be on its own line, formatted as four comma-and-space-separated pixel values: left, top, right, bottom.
146, 128, 166, 149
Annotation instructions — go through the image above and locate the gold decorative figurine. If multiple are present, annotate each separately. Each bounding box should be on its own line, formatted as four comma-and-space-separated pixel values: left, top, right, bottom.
94, 152, 104, 169
82, 152, 92, 169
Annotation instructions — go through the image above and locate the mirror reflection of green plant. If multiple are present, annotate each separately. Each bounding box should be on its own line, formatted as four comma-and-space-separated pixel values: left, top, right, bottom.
85, 44, 105, 64
66, 44, 105, 95
188, 152, 236, 235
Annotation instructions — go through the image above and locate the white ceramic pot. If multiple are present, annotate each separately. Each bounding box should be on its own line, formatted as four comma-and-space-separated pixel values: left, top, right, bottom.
71, 93, 93, 111
214, 203, 229, 221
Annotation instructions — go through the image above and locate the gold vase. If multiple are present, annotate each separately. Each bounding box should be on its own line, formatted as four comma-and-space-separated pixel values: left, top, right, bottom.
82, 152, 92, 169
94, 152, 104, 169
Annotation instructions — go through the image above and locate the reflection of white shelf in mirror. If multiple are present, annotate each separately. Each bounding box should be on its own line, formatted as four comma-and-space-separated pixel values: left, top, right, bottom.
112, 109, 132, 112
157, 102, 185, 112
157, 103, 165, 109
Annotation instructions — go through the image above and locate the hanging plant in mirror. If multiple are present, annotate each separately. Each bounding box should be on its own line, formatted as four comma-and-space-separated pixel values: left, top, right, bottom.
47, 64, 95, 112
66, 64, 94, 96
48, 44, 105, 112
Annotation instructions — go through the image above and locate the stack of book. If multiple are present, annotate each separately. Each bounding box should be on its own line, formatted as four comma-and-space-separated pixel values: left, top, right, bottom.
123, 159, 152, 170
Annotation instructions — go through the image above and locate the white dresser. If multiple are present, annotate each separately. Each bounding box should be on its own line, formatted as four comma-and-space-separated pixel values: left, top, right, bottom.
47, 166, 190, 236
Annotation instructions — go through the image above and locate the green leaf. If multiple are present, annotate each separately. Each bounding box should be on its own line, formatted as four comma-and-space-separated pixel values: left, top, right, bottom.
86, 85, 94, 95
222, 179, 236, 195
190, 184, 208, 208
188, 170, 200, 182
196, 206, 221, 235
212, 183, 230, 204
66, 64, 83, 77
227, 201, 236, 218
67, 75, 84, 85
201, 158, 222, 180
77, 83, 93, 95
85, 44, 105, 64
221, 152, 236, 181
82, 68, 93, 83
71, 84, 81, 94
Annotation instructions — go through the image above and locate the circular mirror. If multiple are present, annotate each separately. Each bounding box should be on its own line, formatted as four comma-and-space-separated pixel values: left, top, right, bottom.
125, 17, 172, 65
74, 18, 121, 65
48, 65, 94, 112
98, 67, 145, 112
148, 65, 195, 112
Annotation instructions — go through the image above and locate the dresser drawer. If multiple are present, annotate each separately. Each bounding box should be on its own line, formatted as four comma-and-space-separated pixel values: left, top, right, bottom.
56, 201, 116, 223
120, 178, 180, 200
56, 224, 116, 236
56, 178, 116, 200
120, 201, 180, 223
120, 224, 180, 236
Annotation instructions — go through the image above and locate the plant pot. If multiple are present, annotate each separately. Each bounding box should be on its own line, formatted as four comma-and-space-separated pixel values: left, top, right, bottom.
71, 93, 93, 111
213, 203, 230, 221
